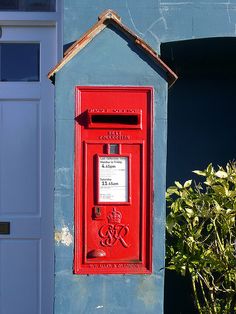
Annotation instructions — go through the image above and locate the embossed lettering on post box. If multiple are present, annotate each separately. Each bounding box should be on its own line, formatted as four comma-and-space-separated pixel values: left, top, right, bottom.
74, 86, 153, 274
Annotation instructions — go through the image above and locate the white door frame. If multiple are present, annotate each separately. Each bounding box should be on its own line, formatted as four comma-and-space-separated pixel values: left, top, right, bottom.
0, 3, 62, 314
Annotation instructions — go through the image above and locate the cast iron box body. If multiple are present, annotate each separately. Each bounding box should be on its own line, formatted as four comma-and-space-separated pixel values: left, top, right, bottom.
74, 86, 153, 274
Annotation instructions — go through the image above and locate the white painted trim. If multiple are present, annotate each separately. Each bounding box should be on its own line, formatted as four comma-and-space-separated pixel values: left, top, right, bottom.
0, 0, 62, 27
0, 0, 63, 66
0, 83, 40, 99
0, 13, 60, 26
56, 0, 63, 60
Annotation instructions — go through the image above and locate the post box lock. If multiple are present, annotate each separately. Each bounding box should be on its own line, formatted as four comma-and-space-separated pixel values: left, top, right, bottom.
74, 86, 153, 274
94, 206, 101, 217
93, 206, 105, 220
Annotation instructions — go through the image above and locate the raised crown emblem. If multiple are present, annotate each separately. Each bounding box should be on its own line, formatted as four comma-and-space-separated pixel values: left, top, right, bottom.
107, 208, 122, 224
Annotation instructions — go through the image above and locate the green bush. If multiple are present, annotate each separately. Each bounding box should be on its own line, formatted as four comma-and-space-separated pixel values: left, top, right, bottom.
166, 162, 236, 314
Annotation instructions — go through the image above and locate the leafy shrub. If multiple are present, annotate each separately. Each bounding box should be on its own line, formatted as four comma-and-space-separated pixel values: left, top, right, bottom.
166, 162, 236, 314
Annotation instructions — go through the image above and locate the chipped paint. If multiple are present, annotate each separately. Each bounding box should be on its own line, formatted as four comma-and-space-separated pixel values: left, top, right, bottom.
55, 167, 72, 189
55, 226, 73, 246
137, 277, 158, 309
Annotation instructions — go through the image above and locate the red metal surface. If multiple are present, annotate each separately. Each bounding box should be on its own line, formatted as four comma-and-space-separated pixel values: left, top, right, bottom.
74, 86, 153, 274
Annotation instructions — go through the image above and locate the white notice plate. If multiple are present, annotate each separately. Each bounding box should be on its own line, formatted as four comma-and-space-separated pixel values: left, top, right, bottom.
98, 156, 129, 202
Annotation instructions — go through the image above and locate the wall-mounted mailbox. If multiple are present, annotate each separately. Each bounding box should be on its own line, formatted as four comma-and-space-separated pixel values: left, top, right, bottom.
74, 86, 153, 274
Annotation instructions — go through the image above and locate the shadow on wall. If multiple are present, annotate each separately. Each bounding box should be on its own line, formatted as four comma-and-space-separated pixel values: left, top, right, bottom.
161, 37, 236, 314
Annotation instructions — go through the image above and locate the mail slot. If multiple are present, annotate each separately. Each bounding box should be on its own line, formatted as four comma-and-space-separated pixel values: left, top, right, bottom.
74, 86, 153, 274
86, 110, 142, 128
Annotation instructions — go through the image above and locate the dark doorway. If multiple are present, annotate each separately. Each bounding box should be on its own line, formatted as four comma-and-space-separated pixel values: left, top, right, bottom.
161, 38, 236, 314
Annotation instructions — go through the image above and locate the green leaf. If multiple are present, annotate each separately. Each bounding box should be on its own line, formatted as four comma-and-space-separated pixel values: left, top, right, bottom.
228, 190, 236, 197
185, 199, 193, 207
212, 185, 225, 195
185, 208, 194, 217
166, 265, 176, 271
192, 170, 206, 176
180, 265, 186, 276
204, 249, 213, 257
166, 215, 176, 233
187, 236, 194, 243
204, 176, 214, 186
175, 181, 183, 189
206, 163, 213, 174
214, 200, 222, 212
224, 186, 229, 196
166, 186, 179, 197
215, 170, 228, 178
193, 216, 199, 226
207, 223, 213, 232
184, 180, 192, 188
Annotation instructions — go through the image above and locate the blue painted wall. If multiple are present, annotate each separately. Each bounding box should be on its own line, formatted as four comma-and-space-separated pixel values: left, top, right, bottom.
54, 25, 168, 314
55, 1, 236, 313
64, 1, 236, 51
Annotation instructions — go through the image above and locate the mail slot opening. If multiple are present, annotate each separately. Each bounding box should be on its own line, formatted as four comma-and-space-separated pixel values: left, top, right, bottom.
91, 114, 139, 125
86, 110, 142, 129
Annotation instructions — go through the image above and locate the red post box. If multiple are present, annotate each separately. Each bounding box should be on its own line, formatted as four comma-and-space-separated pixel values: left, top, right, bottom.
74, 86, 153, 274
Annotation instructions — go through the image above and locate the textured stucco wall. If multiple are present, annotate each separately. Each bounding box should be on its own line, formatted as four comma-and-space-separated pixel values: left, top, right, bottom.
54, 25, 168, 314
54, 1, 236, 313
64, 0, 236, 53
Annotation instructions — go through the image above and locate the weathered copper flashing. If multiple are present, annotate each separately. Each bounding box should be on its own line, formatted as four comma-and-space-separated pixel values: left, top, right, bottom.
48, 9, 178, 87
